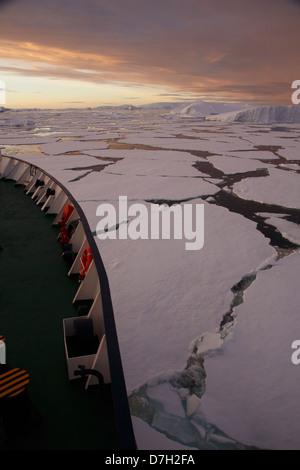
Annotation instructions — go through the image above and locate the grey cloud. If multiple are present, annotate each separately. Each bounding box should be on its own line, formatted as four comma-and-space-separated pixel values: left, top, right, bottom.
0, 0, 299, 104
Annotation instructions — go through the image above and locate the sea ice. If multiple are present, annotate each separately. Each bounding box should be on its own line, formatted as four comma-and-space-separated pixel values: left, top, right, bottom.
207, 105, 300, 124
225, 150, 278, 161
119, 134, 253, 154
200, 252, 300, 450
40, 140, 109, 155
131, 416, 196, 450
276, 146, 300, 161
146, 383, 186, 418
262, 216, 300, 245
207, 155, 271, 174
1, 104, 299, 451
93, 199, 276, 390
71, 172, 219, 202
232, 168, 300, 209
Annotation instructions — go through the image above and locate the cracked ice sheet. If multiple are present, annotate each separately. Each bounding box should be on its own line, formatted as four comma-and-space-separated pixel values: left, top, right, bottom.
12, 154, 111, 184
86, 149, 207, 163
225, 150, 278, 160
82, 199, 276, 391
0, 136, 59, 145
70, 171, 219, 202
277, 146, 300, 161
206, 155, 271, 174
15, 151, 218, 200
262, 216, 300, 245
67, 133, 120, 140
119, 135, 253, 153
117, 130, 176, 139
131, 417, 197, 450
239, 133, 298, 148
279, 163, 300, 171
232, 168, 300, 209
200, 252, 300, 450
102, 154, 206, 177
40, 140, 109, 155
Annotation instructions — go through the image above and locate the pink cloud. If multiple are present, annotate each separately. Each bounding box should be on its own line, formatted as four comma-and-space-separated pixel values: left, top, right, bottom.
0, 0, 299, 104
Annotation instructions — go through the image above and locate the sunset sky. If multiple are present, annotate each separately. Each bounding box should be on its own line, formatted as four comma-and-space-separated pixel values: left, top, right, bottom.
0, 0, 299, 109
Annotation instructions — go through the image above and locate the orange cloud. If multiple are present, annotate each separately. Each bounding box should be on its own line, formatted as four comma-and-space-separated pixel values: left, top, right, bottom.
0, 0, 299, 105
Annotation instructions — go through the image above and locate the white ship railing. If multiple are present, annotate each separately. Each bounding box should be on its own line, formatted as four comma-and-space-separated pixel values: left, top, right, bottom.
0, 150, 136, 450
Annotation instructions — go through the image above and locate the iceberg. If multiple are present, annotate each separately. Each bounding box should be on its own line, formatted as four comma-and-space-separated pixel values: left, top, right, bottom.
170, 100, 255, 118
207, 105, 300, 123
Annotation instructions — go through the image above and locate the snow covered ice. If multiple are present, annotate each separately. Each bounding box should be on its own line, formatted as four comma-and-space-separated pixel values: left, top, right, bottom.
206, 104, 300, 124
200, 251, 300, 450
0, 102, 300, 450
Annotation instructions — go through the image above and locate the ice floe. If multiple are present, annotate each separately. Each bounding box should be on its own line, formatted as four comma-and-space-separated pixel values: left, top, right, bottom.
260, 216, 300, 245
40, 140, 109, 155
233, 167, 300, 209
207, 155, 271, 174
92, 200, 276, 390
200, 252, 300, 450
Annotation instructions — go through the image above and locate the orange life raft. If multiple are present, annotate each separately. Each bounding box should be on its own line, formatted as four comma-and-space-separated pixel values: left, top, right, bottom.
59, 204, 74, 244
78, 248, 93, 281
58, 204, 74, 226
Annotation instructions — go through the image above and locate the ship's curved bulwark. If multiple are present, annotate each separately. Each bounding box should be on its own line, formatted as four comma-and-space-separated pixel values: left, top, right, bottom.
0, 151, 136, 450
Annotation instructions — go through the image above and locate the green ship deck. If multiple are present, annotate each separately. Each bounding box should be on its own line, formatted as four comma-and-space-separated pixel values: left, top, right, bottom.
0, 179, 119, 450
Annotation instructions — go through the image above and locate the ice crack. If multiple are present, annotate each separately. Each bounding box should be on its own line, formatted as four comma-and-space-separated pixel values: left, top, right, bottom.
128, 266, 267, 450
